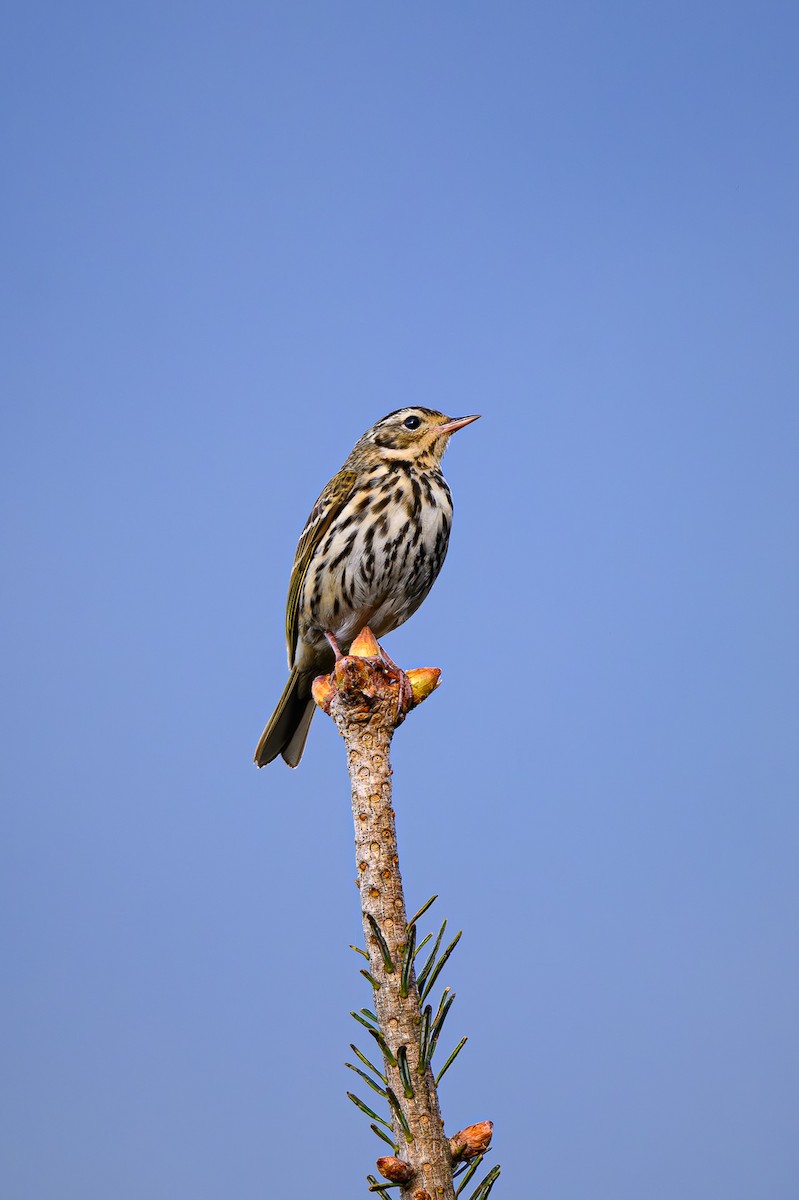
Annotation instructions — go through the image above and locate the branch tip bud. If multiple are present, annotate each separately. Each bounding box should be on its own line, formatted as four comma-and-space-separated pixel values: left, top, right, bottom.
406, 667, 441, 706
350, 626, 380, 657
310, 673, 334, 711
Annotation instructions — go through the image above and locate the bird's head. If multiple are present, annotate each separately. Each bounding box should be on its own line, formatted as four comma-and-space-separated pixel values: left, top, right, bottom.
354, 407, 480, 468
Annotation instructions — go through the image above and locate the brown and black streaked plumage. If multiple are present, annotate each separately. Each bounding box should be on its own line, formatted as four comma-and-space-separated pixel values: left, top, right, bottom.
254, 407, 479, 767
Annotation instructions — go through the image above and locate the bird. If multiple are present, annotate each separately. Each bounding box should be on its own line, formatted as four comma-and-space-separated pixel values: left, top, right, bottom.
254, 406, 480, 767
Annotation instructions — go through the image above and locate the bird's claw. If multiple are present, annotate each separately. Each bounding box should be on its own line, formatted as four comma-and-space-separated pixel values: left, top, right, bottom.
312, 627, 440, 721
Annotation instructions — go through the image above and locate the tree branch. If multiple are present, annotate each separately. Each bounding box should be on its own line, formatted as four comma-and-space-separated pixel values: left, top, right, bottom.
313, 628, 456, 1200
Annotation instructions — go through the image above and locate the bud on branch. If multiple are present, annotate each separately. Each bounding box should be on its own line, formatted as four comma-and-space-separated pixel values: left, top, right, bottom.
450, 1120, 494, 1163
376, 1155, 413, 1184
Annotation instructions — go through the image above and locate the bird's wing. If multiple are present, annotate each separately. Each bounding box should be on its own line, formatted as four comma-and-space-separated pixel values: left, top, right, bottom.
285, 469, 358, 661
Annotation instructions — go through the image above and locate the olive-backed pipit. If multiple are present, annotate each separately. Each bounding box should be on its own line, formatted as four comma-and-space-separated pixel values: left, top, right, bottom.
254, 407, 479, 767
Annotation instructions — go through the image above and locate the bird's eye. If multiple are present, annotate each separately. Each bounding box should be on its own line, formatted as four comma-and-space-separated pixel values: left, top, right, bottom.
403, 415, 422, 430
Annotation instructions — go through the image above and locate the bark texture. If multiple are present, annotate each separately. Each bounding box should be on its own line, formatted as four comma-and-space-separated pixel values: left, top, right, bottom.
322, 649, 455, 1200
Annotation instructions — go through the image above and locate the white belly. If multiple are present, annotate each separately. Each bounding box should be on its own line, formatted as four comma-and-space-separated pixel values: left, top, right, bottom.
295, 468, 452, 665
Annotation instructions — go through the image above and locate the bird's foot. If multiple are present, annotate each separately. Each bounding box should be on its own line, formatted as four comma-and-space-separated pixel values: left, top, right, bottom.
385, 651, 414, 714
348, 630, 413, 712
323, 630, 344, 660
311, 627, 440, 721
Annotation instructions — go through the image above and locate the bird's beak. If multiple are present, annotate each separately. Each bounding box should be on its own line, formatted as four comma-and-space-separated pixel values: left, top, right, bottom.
436, 414, 481, 435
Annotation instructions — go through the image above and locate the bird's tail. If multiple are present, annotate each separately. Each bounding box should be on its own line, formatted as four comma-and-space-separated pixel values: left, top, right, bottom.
254, 667, 315, 768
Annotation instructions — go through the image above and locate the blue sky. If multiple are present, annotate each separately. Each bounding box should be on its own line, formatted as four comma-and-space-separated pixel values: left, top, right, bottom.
2, 3, 798, 1197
